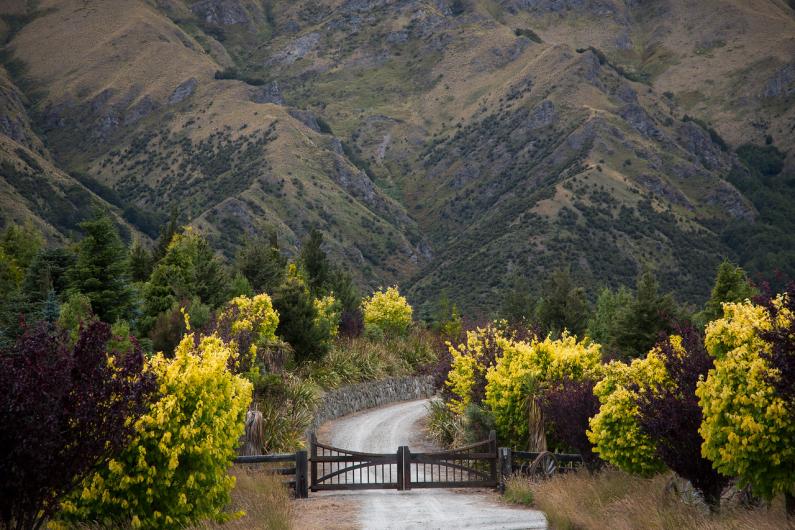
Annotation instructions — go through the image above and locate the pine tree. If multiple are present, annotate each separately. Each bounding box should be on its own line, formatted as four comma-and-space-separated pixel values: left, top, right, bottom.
129, 240, 153, 282
272, 266, 330, 363
696, 259, 756, 326
500, 273, 534, 325
66, 215, 133, 324
141, 230, 229, 334
612, 268, 677, 359
587, 286, 633, 346
300, 229, 331, 296
236, 232, 287, 294
535, 268, 589, 338
152, 207, 180, 263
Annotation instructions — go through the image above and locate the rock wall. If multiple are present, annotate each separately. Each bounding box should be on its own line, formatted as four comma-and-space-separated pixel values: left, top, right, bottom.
309, 375, 435, 432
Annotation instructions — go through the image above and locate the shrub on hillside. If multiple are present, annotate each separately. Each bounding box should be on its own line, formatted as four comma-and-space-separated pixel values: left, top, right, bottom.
0, 322, 155, 530
361, 286, 413, 337
60, 334, 252, 529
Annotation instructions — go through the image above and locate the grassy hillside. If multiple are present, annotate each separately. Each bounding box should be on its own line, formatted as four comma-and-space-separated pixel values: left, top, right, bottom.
1, 0, 794, 312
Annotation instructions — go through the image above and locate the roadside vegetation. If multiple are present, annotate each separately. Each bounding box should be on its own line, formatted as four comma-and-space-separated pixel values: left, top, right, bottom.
430, 261, 794, 523
1, 211, 793, 528
504, 470, 787, 529
0, 216, 440, 529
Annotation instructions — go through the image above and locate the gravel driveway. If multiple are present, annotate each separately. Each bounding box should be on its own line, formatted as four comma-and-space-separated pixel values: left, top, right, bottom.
317, 399, 547, 529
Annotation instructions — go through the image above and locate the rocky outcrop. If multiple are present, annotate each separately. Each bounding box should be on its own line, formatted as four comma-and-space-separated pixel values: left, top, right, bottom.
309, 376, 435, 432
191, 0, 250, 26
168, 78, 198, 105
762, 63, 795, 98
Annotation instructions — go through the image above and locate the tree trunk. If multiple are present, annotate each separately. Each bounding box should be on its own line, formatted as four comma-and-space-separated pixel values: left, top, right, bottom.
527, 396, 547, 452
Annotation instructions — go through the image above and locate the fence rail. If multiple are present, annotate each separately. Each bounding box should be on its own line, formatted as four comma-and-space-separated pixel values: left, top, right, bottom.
234, 451, 309, 498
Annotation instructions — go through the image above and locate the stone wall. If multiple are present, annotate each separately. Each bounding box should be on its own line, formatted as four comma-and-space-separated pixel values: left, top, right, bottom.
309, 375, 435, 432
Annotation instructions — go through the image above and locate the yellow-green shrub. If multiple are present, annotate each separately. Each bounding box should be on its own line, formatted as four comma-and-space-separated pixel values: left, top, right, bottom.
484, 334, 602, 447
314, 294, 341, 339
446, 325, 508, 415
216, 293, 280, 375
587, 351, 667, 476
361, 286, 413, 337
59, 334, 253, 529
697, 298, 795, 501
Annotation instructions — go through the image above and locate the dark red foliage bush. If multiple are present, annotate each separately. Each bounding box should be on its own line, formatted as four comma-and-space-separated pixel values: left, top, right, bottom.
635, 325, 729, 508
541, 377, 603, 470
0, 321, 156, 530
759, 285, 795, 404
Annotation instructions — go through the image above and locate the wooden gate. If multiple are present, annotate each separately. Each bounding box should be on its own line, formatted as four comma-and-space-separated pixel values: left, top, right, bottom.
309, 432, 404, 491
404, 430, 498, 489
309, 431, 498, 491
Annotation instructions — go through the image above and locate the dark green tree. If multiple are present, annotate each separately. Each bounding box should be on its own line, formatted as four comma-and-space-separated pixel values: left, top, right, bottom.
1, 223, 43, 272
141, 230, 229, 334
66, 215, 134, 324
587, 286, 633, 346
236, 232, 287, 294
534, 268, 589, 338
272, 267, 330, 364
300, 229, 331, 296
612, 268, 678, 359
499, 272, 535, 325
129, 240, 153, 283
695, 260, 756, 327
152, 207, 180, 263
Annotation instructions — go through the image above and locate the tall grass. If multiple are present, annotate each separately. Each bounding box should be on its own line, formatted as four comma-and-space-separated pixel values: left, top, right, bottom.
192, 468, 293, 530
307, 328, 439, 388
504, 469, 788, 530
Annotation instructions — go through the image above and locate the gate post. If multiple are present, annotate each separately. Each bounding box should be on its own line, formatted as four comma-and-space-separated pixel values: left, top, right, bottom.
498, 447, 512, 493
402, 446, 412, 491
295, 450, 309, 498
309, 432, 318, 492
396, 446, 405, 490
488, 430, 498, 487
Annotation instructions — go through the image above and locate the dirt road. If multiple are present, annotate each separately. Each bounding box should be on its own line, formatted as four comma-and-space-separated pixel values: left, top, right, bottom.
317, 399, 547, 530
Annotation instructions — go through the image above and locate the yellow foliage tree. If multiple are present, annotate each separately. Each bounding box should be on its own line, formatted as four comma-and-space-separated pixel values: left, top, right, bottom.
587, 351, 668, 476
697, 297, 795, 502
484, 333, 602, 447
59, 334, 252, 529
362, 286, 413, 337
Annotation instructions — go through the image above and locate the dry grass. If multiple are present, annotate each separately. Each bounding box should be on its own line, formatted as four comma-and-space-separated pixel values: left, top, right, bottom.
504, 469, 789, 530
191, 467, 294, 530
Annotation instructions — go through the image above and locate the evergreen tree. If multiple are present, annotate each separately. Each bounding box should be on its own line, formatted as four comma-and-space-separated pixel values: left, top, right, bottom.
328, 266, 359, 314
535, 268, 589, 338
152, 207, 180, 263
612, 268, 677, 359
129, 240, 153, 283
587, 286, 633, 346
22, 248, 74, 305
500, 272, 534, 325
695, 259, 756, 326
141, 230, 229, 334
236, 232, 287, 294
1, 223, 43, 271
272, 266, 330, 363
66, 215, 133, 324
300, 229, 331, 296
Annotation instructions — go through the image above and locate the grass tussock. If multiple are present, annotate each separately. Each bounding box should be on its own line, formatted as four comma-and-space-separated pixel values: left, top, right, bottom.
504, 469, 788, 530
192, 468, 294, 530
307, 330, 439, 388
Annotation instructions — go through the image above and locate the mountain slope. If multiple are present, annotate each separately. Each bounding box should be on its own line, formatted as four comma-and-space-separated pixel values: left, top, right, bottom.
1, 0, 794, 312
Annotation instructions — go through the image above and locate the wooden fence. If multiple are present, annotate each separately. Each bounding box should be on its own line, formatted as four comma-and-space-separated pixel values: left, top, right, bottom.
234, 451, 309, 498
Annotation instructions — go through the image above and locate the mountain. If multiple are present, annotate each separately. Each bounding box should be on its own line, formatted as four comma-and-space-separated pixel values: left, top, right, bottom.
1, 0, 794, 314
